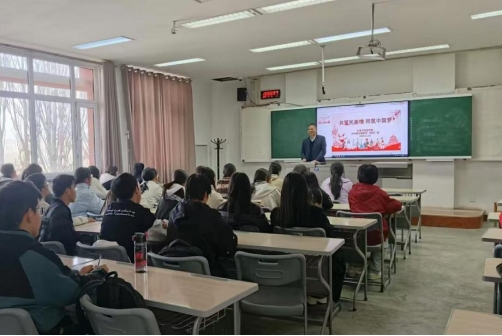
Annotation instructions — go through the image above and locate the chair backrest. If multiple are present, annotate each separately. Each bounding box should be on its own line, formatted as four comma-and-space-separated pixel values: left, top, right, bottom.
76, 242, 130, 262
235, 251, 306, 287
0, 308, 38, 335
147, 252, 210, 275
40, 241, 66, 255
79, 295, 160, 335
273, 226, 326, 237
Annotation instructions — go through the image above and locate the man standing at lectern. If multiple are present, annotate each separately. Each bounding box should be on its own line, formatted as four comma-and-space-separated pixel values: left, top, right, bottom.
301, 123, 327, 164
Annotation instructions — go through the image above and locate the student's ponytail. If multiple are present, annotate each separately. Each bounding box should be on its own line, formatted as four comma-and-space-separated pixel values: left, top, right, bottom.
330, 163, 344, 201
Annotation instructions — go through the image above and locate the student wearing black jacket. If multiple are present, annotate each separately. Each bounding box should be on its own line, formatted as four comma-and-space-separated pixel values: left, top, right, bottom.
169, 173, 237, 277
217, 172, 271, 233
271, 172, 346, 304
304, 172, 334, 212
100, 173, 156, 261
39, 175, 81, 255
0, 181, 108, 334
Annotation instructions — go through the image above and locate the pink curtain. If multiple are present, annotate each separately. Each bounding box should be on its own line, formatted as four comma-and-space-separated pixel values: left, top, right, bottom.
123, 67, 195, 182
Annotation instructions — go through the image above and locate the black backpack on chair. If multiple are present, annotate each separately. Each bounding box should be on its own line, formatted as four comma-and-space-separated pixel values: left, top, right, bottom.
76, 271, 147, 334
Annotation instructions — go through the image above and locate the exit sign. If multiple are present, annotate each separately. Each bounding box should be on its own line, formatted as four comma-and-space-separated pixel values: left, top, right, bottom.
261, 89, 281, 100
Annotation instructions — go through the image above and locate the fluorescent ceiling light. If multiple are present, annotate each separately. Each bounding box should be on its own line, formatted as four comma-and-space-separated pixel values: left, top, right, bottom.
258, 0, 336, 14
314, 28, 391, 44
324, 56, 359, 63
251, 40, 313, 53
155, 58, 205, 67
267, 61, 319, 71
471, 10, 502, 20
181, 11, 256, 29
73, 37, 133, 50
386, 44, 450, 55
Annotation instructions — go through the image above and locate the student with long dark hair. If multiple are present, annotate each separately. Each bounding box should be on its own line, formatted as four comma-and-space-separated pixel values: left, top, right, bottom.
216, 163, 236, 198
349, 164, 402, 280
140, 167, 162, 212
218, 172, 271, 232
156, 169, 188, 220
271, 172, 346, 305
251, 168, 281, 209
304, 172, 333, 211
132, 162, 145, 184
321, 162, 353, 204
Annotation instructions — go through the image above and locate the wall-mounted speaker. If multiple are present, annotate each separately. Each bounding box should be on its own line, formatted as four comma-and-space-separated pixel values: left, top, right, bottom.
237, 88, 247, 102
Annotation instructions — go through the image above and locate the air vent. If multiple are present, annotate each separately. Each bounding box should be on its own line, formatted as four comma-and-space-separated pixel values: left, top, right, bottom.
212, 77, 239, 82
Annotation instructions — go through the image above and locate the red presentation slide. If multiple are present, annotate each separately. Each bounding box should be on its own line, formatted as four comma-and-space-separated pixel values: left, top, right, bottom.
317, 101, 409, 158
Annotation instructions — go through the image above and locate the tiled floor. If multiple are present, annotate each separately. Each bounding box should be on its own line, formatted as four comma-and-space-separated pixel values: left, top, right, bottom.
234, 223, 495, 335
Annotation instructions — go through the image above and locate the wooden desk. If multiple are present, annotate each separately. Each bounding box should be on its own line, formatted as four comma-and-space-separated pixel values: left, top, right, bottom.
482, 258, 502, 315
234, 231, 343, 334
445, 309, 502, 335
488, 212, 501, 227
235, 231, 343, 257
75, 221, 101, 234
482, 228, 502, 243
69, 258, 257, 334
331, 203, 350, 211
383, 188, 427, 195
327, 217, 376, 229
58, 255, 94, 268
392, 196, 419, 204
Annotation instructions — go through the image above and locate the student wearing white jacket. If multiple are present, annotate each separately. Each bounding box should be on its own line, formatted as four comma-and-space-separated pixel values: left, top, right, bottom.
140, 167, 163, 212
252, 168, 281, 210
196, 166, 225, 209
89, 166, 108, 199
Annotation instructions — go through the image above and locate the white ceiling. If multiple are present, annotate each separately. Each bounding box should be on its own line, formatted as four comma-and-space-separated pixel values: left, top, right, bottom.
0, 0, 501, 79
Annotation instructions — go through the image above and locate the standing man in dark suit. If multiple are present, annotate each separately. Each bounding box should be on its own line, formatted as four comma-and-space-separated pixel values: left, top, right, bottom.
301, 123, 327, 164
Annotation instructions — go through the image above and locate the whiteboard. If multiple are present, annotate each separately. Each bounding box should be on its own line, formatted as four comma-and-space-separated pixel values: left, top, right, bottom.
240, 107, 272, 162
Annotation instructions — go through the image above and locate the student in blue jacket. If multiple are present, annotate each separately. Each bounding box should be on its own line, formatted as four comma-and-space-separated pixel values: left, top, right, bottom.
0, 181, 108, 334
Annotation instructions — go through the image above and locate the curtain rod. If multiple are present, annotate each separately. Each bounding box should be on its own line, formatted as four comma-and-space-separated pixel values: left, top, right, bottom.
0, 43, 103, 65
122, 65, 191, 81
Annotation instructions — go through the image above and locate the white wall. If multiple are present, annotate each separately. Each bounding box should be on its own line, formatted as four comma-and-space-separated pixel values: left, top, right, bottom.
192, 48, 502, 211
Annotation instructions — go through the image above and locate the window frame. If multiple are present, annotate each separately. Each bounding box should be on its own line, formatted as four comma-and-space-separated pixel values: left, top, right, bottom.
0, 46, 101, 175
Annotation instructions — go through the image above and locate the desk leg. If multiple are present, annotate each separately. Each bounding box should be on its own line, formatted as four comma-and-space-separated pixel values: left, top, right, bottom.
192, 317, 202, 335
328, 254, 333, 335
415, 196, 422, 243
494, 283, 499, 314
353, 230, 367, 311
389, 214, 397, 275
233, 302, 241, 335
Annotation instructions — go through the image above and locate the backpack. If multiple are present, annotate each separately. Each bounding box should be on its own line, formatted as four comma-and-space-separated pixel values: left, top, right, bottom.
76, 271, 146, 334
158, 239, 204, 258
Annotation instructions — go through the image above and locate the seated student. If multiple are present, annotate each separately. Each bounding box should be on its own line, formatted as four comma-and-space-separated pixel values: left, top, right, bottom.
89, 166, 108, 199
40, 175, 89, 255
304, 172, 333, 211
156, 169, 187, 220
99, 165, 118, 185
269, 161, 284, 190
321, 162, 353, 204
25, 173, 50, 213
101, 173, 156, 261
132, 162, 145, 184
0, 163, 17, 186
69, 167, 105, 217
270, 172, 346, 305
169, 174, 237, 277
293, 164, 308, 175
22, 163, 55, 204
217, 172, 271, 233
140, 167, 163, 212
196, 166, 225, 209
349, 164, 402, 280
251, 168, 281, 209
0, 181, 108, 334
216, 163, 236, 198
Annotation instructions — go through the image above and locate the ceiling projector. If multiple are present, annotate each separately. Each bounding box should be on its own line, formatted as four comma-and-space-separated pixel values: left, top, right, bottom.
357, 40, 386, 61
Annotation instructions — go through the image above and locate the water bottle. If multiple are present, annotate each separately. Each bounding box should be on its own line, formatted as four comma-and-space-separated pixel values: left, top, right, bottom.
133, 232, 147, 273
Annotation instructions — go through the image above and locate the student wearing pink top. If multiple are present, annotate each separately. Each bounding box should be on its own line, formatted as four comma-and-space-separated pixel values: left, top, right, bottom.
320, 162, 353, 204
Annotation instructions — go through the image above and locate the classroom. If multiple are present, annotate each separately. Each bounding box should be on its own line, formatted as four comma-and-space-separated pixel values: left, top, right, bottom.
0, 0, 502, 335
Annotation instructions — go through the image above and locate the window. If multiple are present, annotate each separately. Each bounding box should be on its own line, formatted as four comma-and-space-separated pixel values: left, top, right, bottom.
0, 48, 99, 173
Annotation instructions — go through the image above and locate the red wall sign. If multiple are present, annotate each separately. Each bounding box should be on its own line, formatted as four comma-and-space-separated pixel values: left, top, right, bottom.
261, 89, 281, 100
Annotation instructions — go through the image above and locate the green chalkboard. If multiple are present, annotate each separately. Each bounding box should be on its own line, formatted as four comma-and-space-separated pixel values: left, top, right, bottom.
409, 96, 472, 157
272, 108, 316, 159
